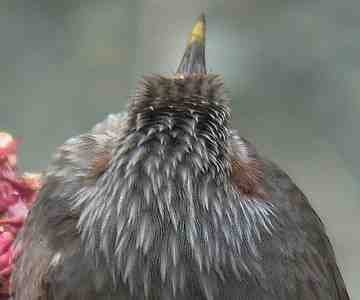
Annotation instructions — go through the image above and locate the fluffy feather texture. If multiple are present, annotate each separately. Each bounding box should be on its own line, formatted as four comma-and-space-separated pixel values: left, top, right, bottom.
12, 74, 349, 300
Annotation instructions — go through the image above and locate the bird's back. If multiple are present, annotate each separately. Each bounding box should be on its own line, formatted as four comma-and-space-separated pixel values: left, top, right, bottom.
12, 114, 349, 300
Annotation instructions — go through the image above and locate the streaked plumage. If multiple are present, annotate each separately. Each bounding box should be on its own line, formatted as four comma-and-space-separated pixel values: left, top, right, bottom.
12, 15, 349, 300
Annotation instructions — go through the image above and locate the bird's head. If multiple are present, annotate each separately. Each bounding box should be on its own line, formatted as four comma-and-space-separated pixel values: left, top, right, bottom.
127, 14, 230, 137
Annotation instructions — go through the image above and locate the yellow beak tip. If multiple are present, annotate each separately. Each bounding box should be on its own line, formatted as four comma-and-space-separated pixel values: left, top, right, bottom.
176, 14, 207, 74
189, 14, 206, 45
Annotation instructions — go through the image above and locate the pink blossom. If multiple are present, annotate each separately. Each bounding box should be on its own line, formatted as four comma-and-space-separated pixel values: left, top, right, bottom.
0, 132, 41, 297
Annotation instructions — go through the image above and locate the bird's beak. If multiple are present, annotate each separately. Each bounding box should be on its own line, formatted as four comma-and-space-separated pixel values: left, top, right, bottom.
176, 14, 207, 75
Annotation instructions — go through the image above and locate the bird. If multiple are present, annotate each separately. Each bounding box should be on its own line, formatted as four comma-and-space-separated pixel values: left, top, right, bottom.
12, 14, 350, 300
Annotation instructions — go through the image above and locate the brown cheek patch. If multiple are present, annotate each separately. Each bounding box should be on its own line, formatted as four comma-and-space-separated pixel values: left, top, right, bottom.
87, 151, 112, 181
231, 159, 268, 199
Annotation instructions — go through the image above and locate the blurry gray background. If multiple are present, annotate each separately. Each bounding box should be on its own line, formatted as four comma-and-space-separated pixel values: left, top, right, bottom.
1, 0, 359, 298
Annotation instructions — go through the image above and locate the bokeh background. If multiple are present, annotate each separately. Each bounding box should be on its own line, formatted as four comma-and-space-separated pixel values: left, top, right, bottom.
1, 0, 359, 298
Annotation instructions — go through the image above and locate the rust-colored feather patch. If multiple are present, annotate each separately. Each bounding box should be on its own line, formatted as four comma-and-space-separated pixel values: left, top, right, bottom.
87, 151, 112, 181
231, 158, 267, 199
